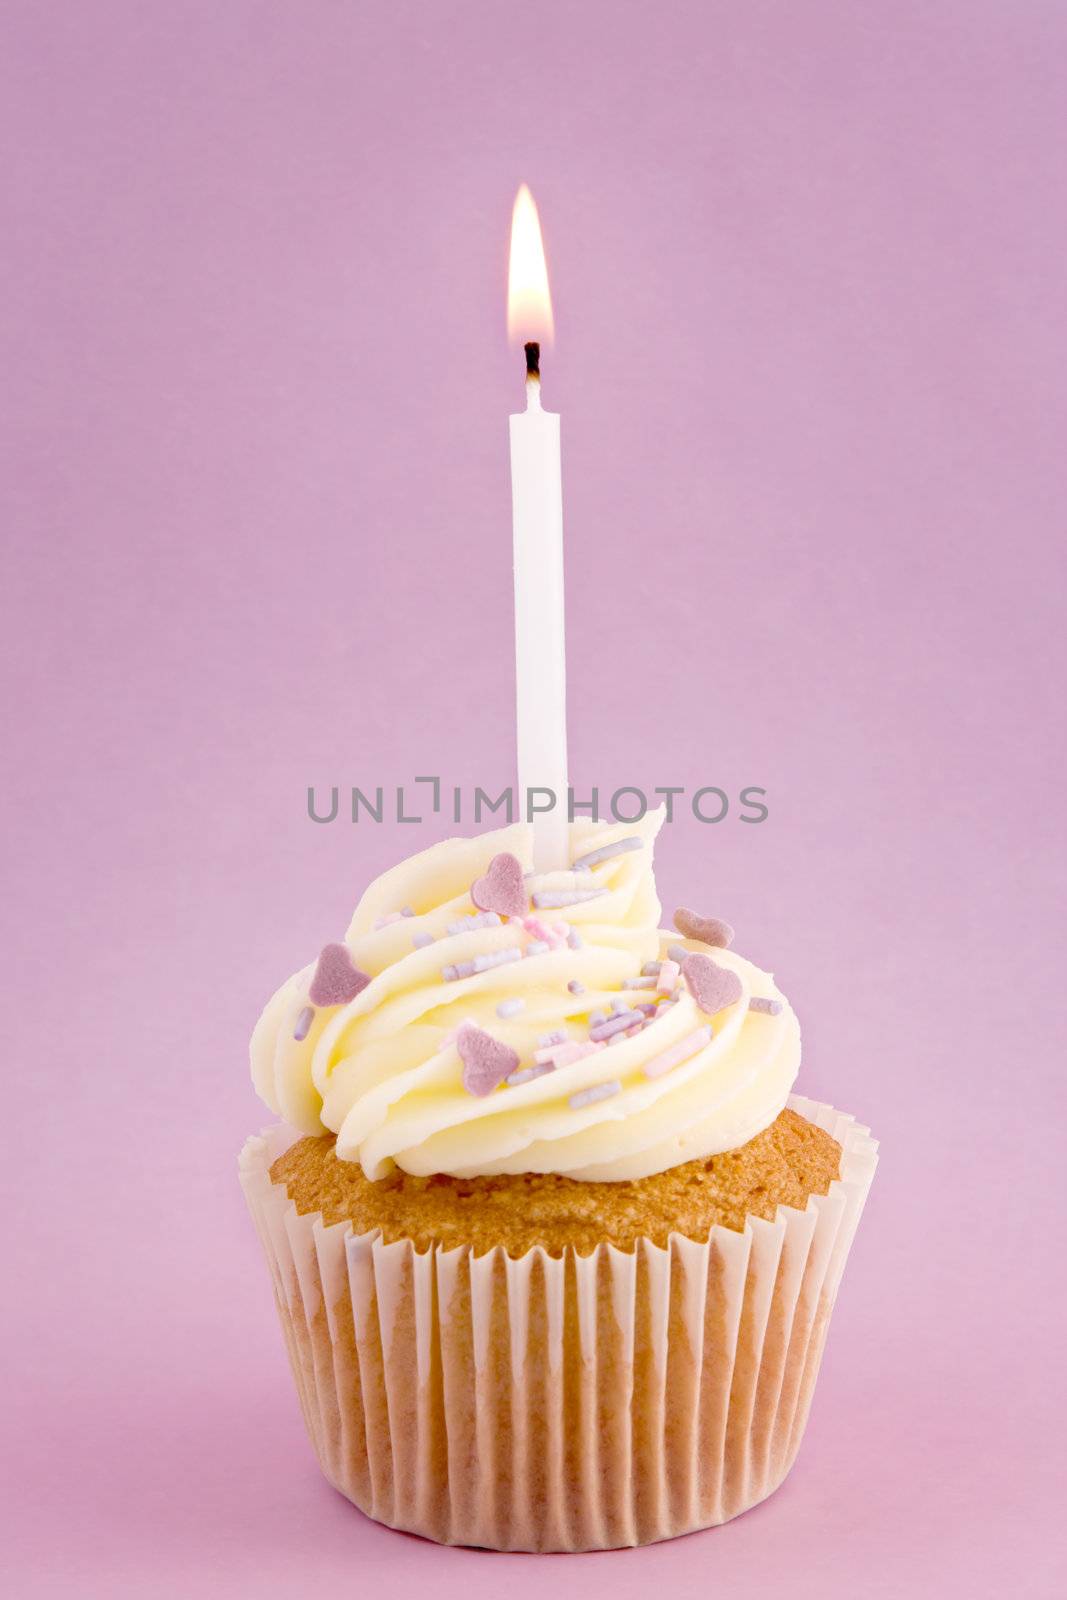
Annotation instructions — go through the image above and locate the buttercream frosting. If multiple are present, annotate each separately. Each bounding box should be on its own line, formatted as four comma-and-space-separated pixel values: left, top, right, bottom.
250, 811, 800, 1181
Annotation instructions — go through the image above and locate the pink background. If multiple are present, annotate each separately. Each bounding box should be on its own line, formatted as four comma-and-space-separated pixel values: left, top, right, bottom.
3, 1, 1064, 1594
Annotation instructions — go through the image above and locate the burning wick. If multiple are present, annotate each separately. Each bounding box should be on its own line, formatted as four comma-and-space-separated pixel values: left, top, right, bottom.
524, 341, 541, 380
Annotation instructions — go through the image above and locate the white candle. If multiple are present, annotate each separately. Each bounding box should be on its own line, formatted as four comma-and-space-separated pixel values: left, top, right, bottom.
508, 185, 569, 872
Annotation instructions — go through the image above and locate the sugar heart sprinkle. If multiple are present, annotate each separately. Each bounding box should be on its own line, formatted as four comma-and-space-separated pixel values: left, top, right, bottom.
309, 944, 371, 1007
682, 953, 743, 1016
457, 1023, 520, 1097
673, 908, 735, 948
471, 852, 527, 918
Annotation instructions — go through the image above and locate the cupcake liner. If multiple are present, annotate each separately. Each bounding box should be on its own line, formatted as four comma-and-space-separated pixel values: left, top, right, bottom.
239, 1094, 877, 1551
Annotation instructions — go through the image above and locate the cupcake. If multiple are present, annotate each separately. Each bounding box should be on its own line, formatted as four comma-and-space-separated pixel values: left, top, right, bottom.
241, 810, 876, 1550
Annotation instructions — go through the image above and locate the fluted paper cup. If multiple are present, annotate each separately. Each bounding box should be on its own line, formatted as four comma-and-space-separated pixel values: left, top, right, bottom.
239, 1094, 877, 1551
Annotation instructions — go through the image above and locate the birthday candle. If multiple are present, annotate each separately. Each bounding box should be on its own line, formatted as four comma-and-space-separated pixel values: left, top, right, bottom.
508, 185, 569, 872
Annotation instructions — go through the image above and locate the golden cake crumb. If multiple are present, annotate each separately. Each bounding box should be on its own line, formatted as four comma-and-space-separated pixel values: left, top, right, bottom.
269, 1108, 841, 1256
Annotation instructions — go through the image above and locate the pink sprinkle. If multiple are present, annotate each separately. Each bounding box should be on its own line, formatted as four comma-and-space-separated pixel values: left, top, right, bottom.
568, 979, 585, 995
656, 959, 680, 995
523, 916, 566, 949
642, 1025, 713, 1080
535, 1039, 604, 1068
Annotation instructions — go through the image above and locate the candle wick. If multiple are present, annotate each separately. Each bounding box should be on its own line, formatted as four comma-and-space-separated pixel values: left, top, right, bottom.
524, 341, 540, 379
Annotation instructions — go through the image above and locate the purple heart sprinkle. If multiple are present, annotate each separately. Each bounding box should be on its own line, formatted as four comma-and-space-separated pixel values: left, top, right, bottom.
309, 943, 371, 1007
471, 852, 528, 918
457, 1023, 520, 1097
682, 954, 743, 1017
673, 908, 735, 949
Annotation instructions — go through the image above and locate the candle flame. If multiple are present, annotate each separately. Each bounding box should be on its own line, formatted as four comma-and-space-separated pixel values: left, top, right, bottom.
508, 184, 554, 345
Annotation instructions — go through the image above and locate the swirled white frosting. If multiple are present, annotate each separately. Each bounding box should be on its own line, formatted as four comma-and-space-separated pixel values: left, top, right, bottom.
250, 811, 800, 1181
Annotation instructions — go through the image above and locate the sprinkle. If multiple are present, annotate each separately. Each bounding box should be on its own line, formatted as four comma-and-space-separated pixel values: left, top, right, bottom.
457, 1022, 520, 1097
656, 959, 680, 995
589, 1010, 645, 1041
571, 837, 642, 870
446, 912, 502, 935
524, 940, 549, 957
523, 915, 563, 946
568, 979, 585, 995
538, 1030, 567, 1048
412, 930, 434, 948
590, 1010, 606, 1026
636, 1002, 659, 1016
474, 948, 523, 974
496, 997, 524, 1018
667, 944, 691, 966
569, 1080, 622, 1109
506, 1062, 555, 1087
373, 911, 404, 930
749, 996, 784, 1015
401, 906, 415, 918
642, 1025, 713, 1080
537, 1040, 604, 1069
309, 943, 371, 1007
673, 908, 735, 949
683, 953, 744, 1017
567, 928, 584, 950
471, 852, 528, 918
533, 888, 609, 909
622, 975, 657, 990
641, 961, 662, 977
442, 947, 523, 981
293, 1005, 314, 1041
